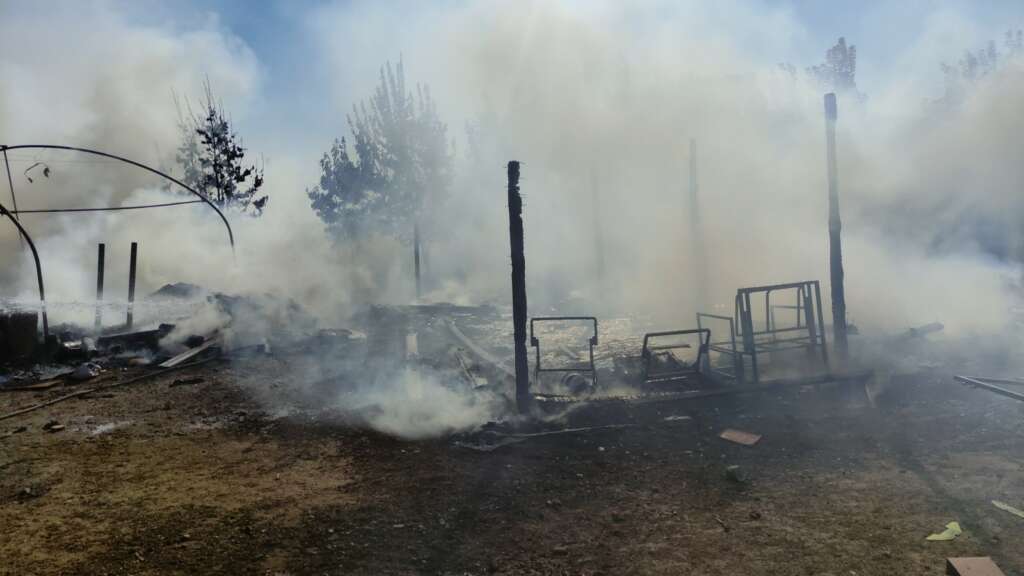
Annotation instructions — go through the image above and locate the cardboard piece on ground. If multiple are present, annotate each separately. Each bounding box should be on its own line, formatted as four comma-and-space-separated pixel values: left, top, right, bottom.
926, 521, 962, 541
719, 428, 761, 446
946, 557, 1006, 576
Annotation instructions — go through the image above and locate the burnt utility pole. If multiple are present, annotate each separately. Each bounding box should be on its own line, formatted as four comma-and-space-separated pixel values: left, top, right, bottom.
413, 221, 422, 300
507, 161, 530, 413
590, 170, 606, 301
688, 138, 708, 312
94, 243, 105, 334
824, 93, 849, 362
126, 242, 138, 330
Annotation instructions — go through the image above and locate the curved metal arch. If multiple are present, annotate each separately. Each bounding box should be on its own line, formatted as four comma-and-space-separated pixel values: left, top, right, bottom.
0, 144, 235, 251
0, 201, 48, 338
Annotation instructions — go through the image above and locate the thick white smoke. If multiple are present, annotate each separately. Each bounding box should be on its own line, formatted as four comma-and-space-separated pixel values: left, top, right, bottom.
1, 1, 1022, 436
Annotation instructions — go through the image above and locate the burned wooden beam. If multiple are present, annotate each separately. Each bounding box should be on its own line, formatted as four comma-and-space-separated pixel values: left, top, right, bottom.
94, 243, 105, 334
688, 139, 709, 312
507, 161, 530, 413
126, 241, 138, 330
414, 220, 422, 300
590, 170, 606, 300
824, 93, 849, 362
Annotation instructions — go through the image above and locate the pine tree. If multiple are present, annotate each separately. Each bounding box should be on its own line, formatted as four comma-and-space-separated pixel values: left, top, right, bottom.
808, 37, 863, 100
176, 84, 267, 215
174, 93, 202, 191
308, 59, 452, 239
940, 30, 1023, 105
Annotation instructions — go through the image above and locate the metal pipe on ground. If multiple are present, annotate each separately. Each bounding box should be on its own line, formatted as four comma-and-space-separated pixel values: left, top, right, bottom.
954, 375, 1024, 402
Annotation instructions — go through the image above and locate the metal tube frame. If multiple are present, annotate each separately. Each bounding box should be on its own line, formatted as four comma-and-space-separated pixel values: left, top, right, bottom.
730, 280, 829, 385
530, 316, 599, 387
696, 312, 742, 382
954, 375, 1024, 403
0, 144, 234, 251
1, 143, 238, 344
641, 328, 710, 384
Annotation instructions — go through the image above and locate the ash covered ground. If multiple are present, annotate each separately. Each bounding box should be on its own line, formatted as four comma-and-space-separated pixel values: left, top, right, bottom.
2, 299, 1024, 576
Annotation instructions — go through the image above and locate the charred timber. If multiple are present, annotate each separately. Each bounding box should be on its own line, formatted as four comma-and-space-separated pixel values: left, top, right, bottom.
507, 161, 530, 413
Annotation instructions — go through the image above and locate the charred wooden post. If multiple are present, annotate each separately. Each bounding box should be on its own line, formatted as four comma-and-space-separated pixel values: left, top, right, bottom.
824, 93, 849, 362
413, 220, 422, 300
94, 243, 105, 334
688, 138, 708, 311
590, 170, 606, 300
126, 241, 138, 330
507, 161, 530, 413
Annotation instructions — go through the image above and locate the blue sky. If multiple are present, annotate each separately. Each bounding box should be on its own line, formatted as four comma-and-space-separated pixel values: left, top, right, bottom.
182, 0, 1024, 92
112, 0, 1024, 166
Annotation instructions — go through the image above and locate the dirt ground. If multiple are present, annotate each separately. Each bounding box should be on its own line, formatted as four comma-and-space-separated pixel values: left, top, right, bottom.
2, 355, 1024, 575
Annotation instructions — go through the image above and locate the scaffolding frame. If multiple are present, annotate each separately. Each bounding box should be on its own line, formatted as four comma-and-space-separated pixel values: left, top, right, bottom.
698, 281, 829, 385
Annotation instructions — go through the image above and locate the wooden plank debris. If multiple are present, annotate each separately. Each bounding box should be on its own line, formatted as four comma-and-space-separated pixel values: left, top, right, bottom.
946, 557, 1006, 576
0, 356, 221, 422
719, 428, 761, 446
158, 339, 219, 368
1, 378, 63, 392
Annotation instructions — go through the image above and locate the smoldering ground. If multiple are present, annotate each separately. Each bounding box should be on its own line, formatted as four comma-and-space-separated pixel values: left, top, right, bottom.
1, 1, 1023, 437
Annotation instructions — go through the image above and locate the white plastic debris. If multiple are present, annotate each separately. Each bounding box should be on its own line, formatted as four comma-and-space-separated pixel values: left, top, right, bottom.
71, 362, 102, 380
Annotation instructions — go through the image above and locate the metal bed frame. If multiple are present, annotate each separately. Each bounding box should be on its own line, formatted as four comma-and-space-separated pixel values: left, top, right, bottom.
530, 316, 599, 387
640, 328, 710, 384
698, 281, 829, 384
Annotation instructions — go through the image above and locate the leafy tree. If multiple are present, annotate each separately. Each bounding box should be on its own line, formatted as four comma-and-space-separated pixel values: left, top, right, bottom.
808, 37, 863, 99
308, 136, 386, 239
1006, 29, 1023, 56
940, 30, 1023, 104
776, 62, 797, 80
173, 92, 202, 192
308, 59, 452, 240
176, 85, 266, 215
